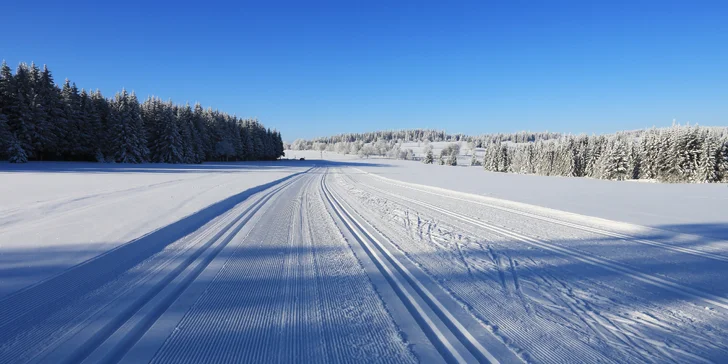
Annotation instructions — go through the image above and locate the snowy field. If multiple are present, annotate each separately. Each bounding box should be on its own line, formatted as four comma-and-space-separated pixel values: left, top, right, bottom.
1, 157, 728, 363
294, 150, 728, 240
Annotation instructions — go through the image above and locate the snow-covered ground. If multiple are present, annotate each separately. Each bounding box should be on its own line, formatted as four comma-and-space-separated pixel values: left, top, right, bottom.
291, 150, 728, 240
1, 157, 727, 363
0, 162, 307, 297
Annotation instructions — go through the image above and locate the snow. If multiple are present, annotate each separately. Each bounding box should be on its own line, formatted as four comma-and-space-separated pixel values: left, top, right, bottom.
290, 150, 728, 240
0, 162, 307, 298
2, 157, 728, 363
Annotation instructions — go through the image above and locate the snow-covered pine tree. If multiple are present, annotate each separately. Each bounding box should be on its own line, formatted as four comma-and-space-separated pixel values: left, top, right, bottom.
719, 138, 728, 182
470, 151, 481, 166
423, 149, 434, 164
108, 89, 147, 163
9, 63, 35, 159
549, 137, 573, 176
0, 112, 9, 158
629, 139, 641, 179
602, 138, 629, 180
446, 150, 457, 166
177, 103, 196, 163
129, 92, 149, 162
79, 89, 101, 161
696, 132, 721, 183
156, 100, 183, 163
191, 103, 209, 162
0, 63, 12, 158
142, 97, 162, 161
252, 127, 264, 160
7, 133, 28, 163
639, 130, 658, 180
90, 90, 110, 161
27, 63, 56, 160
586, 136, 606, 178
39, 65, 66, 160
243, 120, 255, 160
62, 80, 90, 159
574, 135, 589, 177
655, 127, 676, 182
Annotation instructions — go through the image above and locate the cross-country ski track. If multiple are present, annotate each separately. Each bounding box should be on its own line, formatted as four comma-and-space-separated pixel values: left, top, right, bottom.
2, 164, 728, 363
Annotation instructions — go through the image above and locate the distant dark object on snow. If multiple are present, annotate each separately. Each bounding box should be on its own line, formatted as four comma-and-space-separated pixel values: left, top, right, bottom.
299, 157, 306, 161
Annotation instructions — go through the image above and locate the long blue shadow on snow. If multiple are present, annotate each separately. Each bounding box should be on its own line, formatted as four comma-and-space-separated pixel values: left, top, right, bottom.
657, 223, 728, 242
0, 169, 309, 329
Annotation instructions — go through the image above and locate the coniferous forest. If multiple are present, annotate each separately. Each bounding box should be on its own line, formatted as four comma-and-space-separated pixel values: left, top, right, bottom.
0, 61, 284, 163
292, 126, 728, 183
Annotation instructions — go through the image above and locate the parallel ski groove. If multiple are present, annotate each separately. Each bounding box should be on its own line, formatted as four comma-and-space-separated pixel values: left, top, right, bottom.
150, 172, 416, 364
359, 180, 728, 312
322, 174, 506, 364
0, 173, 303, 364
361, 170, 728, 263
58, 175, 303, 364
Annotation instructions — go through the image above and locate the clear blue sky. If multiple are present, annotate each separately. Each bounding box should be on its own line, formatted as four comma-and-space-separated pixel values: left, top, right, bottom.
2, 1, 726, 140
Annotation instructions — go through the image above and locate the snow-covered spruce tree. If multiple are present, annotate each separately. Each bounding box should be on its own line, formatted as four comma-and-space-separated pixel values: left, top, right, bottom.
551, 139, 574, 177
585, 136, 606, 178
27, 63, 59, 160
39, 65, 66, 160
470, 152, 481, 166
573, 135, 589, 177
0, 115, 8, 158
719, 138, 728, 182
62, 80, 93, 159
75, 89, 99, 160
156, 101, 183, 163
671, 125, 701, 182
177, 103, 197, 163
696, 133, 720, 183
108, 89, 147, 163
639, 130, 659, 180
446, 151, 457, 166
629, 139, 642, 180
423, 149, 434, 164
482, 142, 496, 171
129, 92, 149, 162
602, 138, 629, 180
508, 144, 528, 173
191, 103, 209, 161
9, 63, 35, 160
90, 90, 110, 161
240, 126, 252, 160
0, 67, 11, 157
7, 133, 28, 163
655, 127, 676, 182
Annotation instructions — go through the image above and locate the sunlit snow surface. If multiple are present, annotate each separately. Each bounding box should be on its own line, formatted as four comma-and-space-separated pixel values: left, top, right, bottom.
1, 157, 727, 363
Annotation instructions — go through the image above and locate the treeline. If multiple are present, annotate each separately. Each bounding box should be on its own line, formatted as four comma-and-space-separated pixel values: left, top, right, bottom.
0, 61, 284, 163
295, 129, 562, 148
291, 124, 728, 183
479, 125, 728, 183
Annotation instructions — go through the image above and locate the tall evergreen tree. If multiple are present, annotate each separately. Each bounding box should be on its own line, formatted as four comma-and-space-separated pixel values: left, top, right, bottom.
10, 63, 34, 159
